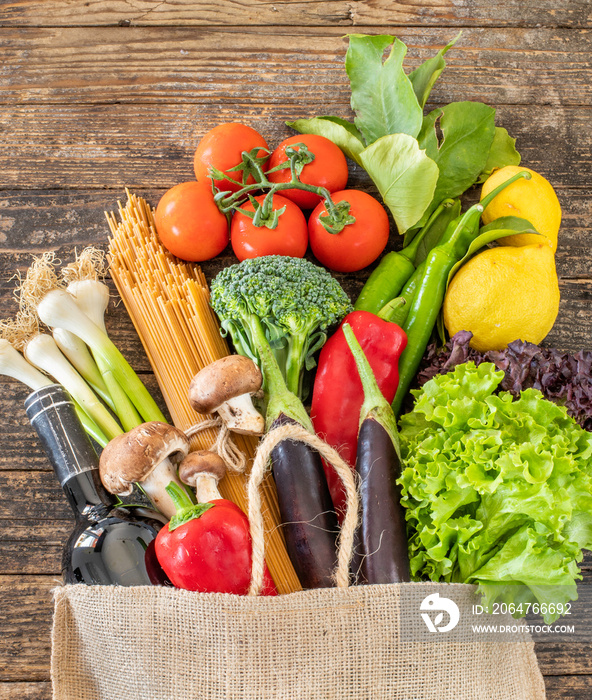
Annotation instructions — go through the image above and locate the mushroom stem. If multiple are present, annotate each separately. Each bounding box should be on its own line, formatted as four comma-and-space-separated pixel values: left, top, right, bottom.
141, 456, 185, 520
217, 392, 265, 435
193, 473, 223, 504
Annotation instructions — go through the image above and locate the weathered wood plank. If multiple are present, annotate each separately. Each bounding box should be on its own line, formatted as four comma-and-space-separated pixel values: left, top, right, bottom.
0, 27, 590, 107
0, 472, 73, 519
0, 104, 589, 191
545, 279, 592, 350
0, 0, 590, 29
0, 520, 69, 574
544, 676, 592, 700
0, 575, 55, 682
0, 682, 51, 700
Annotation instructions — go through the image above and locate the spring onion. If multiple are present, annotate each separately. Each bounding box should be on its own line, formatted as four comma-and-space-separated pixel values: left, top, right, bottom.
67, 279, 142, 431
37, 290, 166, 424
52, 327, 115, 410
24, 332, 123, 442
0, 338, 108, 446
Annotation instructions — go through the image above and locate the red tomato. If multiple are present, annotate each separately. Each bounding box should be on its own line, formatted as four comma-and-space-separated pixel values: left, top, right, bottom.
193, 122, 269, 193
308, 189, 390, 272
231, 194, 308, 261
267, 134, 348, 209
155, 181, 229, 262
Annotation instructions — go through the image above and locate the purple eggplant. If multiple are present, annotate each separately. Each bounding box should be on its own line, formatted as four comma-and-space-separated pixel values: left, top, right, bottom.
270, 413, 339, 589
343, 323, 410, 585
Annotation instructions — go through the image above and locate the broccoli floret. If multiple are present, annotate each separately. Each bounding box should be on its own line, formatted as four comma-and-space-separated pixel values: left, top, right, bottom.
210, 256, 352, 410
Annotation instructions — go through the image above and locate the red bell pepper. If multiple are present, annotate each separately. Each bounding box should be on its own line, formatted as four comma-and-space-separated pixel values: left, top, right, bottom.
310, 310, 407, 519
155, 482, 277, 596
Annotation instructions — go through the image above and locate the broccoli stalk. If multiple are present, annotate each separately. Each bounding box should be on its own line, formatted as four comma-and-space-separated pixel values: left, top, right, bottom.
210, 256, 353, 423
243, 311, 313, 430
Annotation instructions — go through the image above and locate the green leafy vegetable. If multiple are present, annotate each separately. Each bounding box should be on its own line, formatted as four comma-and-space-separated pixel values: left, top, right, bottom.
346, 35, 423, 143
358, 133, 439, 233
417, 101, 496, 223
478, 127, 521, 183
291, 34, 521, 235
286, 117, 365, 165
399, 362, 592, 623
408, 32, 461, 109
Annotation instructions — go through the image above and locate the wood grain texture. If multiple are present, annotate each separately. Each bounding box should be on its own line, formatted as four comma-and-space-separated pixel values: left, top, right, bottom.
0, 0, 590, 28
0, 103, 589, 190
0, 27, 590, 107
0, 576, 55, 682
544, 676, 592, 699
0, 520, 70, 574
0, 682, 51, 700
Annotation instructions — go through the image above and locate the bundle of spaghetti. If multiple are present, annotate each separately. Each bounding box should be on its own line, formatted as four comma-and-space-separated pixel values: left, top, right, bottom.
106, 190, 301, 594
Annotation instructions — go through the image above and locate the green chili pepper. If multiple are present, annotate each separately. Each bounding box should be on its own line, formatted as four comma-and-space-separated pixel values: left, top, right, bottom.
391, 170, 532, 416
378, 259, 426, 326
354, 199, 457, 315
377, 296, 407, 325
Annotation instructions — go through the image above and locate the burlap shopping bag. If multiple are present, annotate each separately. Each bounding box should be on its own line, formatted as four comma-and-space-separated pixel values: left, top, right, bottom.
51, 582, 545, 700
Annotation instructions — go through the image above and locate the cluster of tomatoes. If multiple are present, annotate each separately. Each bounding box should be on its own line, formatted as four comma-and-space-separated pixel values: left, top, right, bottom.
154, 122, 390, 273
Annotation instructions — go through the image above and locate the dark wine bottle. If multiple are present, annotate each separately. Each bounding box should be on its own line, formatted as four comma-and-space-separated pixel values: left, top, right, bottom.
25, 384, 168, 586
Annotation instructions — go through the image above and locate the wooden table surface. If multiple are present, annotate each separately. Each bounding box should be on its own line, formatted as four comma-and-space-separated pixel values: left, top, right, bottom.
1, 2, 591, 698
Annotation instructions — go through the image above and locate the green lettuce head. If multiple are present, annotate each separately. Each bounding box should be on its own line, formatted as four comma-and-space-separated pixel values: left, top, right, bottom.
398, 362, 592, 623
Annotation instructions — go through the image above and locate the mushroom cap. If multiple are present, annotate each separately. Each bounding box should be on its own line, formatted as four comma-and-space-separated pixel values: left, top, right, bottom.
178, 450, 227, 486
188, 354, 262, 414
99, 421, 190, 496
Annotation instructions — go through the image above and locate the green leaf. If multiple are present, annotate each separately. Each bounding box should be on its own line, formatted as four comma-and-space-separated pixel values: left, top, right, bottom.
418, 101, 496, 213
408, 32, 461, 109
346, 34, 423, 143
286, 117, 365, 165
445, 223, 542, 288
358, 133, 439, 233
479, 216, 537, 236
477, 127, 521, 183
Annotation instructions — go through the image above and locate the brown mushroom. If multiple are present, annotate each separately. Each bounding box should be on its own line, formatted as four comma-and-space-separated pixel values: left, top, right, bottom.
179, 450, 227, 503
188, 355, 264, 435
99, 421, 190, 519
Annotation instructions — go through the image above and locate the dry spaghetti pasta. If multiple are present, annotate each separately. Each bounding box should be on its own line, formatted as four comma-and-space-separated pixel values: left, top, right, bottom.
106, 190, 301, 594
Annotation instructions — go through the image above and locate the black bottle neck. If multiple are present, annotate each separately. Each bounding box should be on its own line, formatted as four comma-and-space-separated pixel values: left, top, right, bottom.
25, 385, 115, 517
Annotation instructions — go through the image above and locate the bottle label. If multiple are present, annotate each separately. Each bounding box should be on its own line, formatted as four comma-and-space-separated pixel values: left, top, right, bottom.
25, 385, 99, 486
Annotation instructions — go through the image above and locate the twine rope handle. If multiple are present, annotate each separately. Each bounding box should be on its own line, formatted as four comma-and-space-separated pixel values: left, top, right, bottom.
184, 418, 247, 473
248, 422, 359, 596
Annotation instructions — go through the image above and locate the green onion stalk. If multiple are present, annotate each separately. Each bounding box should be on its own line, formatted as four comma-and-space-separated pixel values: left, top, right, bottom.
0, 338, 108, 446
67, 278, 142, 431
37, 289, 166, 425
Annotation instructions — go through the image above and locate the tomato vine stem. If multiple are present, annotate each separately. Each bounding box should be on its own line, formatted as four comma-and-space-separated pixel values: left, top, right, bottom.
211, 145, 355, 233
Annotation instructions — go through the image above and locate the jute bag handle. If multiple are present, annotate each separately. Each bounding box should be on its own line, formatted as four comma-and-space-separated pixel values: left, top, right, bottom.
246, 422, 359, 596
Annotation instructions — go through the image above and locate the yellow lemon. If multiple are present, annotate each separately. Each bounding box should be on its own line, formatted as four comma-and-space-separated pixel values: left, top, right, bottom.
443, 242, 560, 352
480, 166, 561, 252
